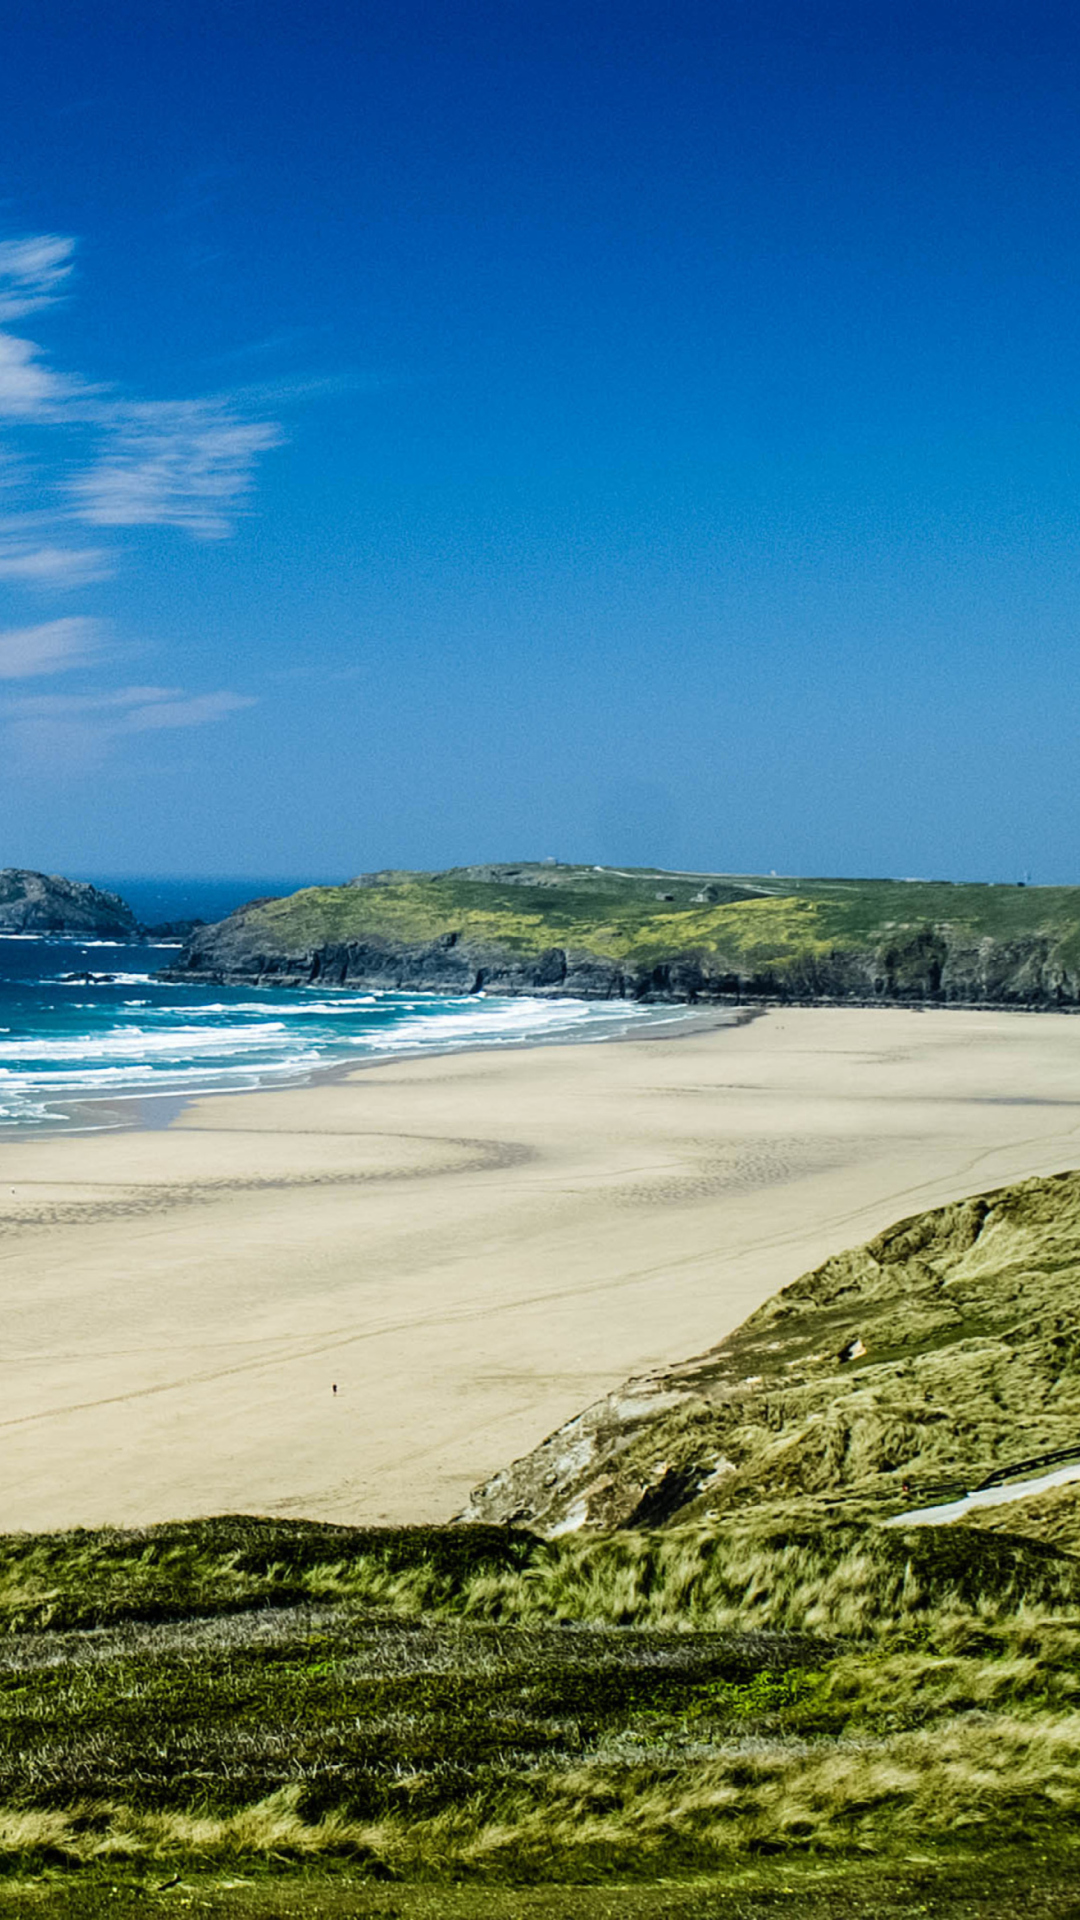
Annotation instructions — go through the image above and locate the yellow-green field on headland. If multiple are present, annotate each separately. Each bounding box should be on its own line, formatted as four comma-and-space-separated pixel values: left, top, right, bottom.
4, 1004, 1080, 1533
168, 861, 1080, 1002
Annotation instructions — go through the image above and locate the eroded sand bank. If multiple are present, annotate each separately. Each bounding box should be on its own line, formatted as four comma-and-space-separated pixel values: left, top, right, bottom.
2, 1005, 1080, 1531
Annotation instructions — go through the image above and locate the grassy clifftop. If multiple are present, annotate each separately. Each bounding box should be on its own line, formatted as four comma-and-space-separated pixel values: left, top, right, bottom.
170, 861, 1080, 1002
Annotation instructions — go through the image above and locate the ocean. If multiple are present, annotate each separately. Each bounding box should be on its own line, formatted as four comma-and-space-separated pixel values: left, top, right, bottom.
0, 876, 673, 1130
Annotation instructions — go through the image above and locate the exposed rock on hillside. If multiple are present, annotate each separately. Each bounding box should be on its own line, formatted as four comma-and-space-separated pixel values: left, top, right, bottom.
140, 918, 205, 942
0, 869, 137, 937
163, 863, 1080, 1006
457, 1170, 1080, 1537
173, 926, 655, 998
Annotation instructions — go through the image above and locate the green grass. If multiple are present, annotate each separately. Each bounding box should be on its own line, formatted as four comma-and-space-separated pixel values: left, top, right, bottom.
0, 1509, 1077, 1885
0, 1507, 1072, 1642
0, 1521, 536, 1635
180, 861, 1080, 994
13, 1850, 1080, 1918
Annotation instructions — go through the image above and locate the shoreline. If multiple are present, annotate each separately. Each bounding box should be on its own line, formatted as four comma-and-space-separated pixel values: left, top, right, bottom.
3, 1002, 1080, 1534
0, 997, 748, 1142
9, 979, 1080, 1145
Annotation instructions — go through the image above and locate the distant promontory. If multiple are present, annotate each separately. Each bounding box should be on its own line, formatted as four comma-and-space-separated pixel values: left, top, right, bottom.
163, 860, 1080, 1009
0, 869, 138, 938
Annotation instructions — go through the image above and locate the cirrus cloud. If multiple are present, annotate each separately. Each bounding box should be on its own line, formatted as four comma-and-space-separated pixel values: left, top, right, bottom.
0, 233, 283, 539
1, 681, 258, 770
0, 616, 103, 678
69, 401, 283, 539
0, 231, 278, 772
0, 235, 75, 322
0, 331, 84, 418
0, 543, 114, 587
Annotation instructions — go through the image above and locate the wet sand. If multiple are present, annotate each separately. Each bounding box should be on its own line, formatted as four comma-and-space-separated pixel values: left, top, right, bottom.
3, 1004, 1080, 1532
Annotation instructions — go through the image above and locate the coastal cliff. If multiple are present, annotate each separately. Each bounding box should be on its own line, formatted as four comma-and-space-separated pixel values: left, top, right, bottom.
165, 860, 1080, 1007
0, 868, 137, 937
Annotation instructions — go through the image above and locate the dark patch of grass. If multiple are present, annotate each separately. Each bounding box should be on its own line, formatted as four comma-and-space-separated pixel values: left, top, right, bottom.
0, 1601, 831, 1818
0, 1520, 539, 1634
10, 1847, 1080, 1918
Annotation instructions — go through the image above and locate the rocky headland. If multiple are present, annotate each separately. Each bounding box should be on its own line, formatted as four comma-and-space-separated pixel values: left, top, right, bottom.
0, 868, 138, 938
164, 860, 1080, 1007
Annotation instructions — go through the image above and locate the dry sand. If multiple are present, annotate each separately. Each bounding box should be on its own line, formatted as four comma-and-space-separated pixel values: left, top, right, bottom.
2, 1004, 1080, 1532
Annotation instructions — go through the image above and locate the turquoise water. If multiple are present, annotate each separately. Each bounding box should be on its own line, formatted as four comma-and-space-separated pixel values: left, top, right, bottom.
0, 932, 664, 1130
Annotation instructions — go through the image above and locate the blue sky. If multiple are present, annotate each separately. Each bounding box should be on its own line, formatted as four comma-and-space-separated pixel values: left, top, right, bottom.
1, 0, 1078, 882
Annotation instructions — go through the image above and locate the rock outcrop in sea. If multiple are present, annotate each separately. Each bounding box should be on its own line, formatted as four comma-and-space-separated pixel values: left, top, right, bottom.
0, 869, 138, 937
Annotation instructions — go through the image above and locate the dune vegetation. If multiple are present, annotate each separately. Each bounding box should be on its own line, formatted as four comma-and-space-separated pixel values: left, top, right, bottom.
464, 1168, 1080, 1536
7, 1172, 1080, 1914
3, 1510, 1080, 1913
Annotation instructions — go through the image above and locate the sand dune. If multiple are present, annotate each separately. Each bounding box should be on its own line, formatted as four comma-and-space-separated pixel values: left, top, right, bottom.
2, 1004, 1080, 1531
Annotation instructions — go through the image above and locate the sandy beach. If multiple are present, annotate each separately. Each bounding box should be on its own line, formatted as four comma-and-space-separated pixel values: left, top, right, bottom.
2, 1003, 1080, 1533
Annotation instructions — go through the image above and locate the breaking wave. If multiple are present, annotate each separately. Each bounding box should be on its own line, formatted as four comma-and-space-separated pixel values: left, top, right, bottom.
0, 935, 671, 1129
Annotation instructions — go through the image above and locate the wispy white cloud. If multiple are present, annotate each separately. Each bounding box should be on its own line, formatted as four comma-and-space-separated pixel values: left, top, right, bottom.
0, 231, 279, 769
0, 235, 75, 321
0, 332, 83, 418
0, 616, 102, 678
5, 684, 182, 713
1, 681, 257, 769
0, 232, 282, 539
121, 687, 255, 729
5, 682, 255, 721
0, 542, 113, 587
0, 237, 84, 422
69, 400, 282, 538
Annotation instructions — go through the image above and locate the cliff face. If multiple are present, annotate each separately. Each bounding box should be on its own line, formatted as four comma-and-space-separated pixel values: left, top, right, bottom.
169, 925, 684, 999
457, 1170, 1080, 1538
167, 891, 1080, 1008
0, 869, 137, 937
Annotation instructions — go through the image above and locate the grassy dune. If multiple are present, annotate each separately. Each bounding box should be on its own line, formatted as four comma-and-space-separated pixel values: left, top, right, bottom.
7, 1172, 1080, 1910
1, 1513, 1079, 1891
464, 1170, 1080, 1535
